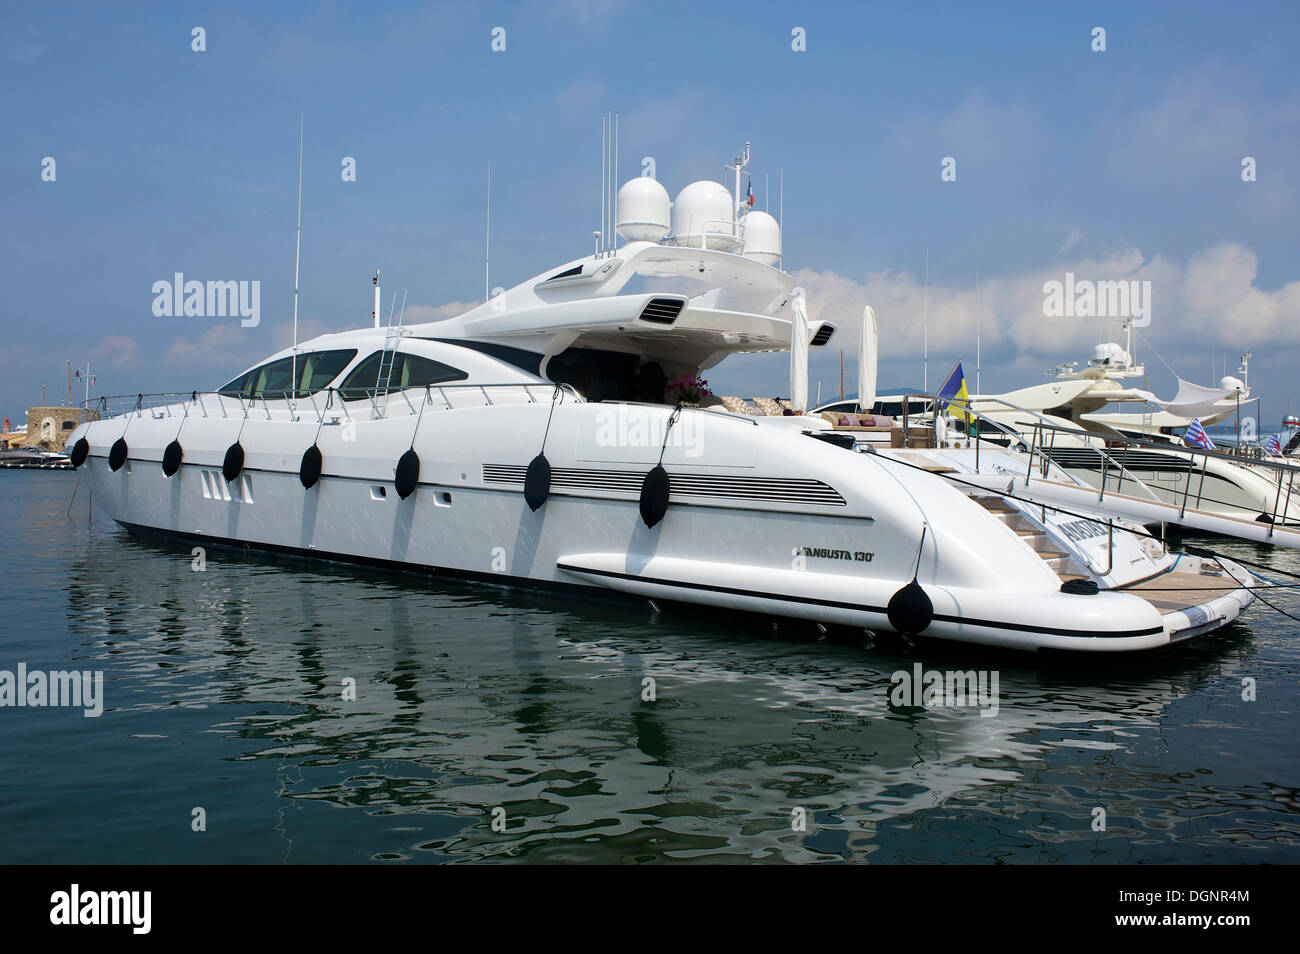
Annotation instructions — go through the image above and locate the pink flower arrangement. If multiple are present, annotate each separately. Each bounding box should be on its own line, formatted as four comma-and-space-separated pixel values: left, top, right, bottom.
665, 373, 712, 405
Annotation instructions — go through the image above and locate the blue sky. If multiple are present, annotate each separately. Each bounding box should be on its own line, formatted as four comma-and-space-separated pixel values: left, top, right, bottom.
3, 1, 1298, 430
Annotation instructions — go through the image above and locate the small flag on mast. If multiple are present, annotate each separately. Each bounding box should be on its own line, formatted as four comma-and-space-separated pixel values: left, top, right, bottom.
746, 179, 754, 207
935, 361, 972, 424
1184, 418, 1215, 450
1267, 433, 1282, 456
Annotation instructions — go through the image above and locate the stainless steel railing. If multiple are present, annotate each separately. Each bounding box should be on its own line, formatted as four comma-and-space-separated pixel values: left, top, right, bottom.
82, 382, 583, 425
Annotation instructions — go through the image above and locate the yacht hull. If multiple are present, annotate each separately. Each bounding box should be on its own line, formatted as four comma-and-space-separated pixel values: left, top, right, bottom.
71, 399, 1253, 654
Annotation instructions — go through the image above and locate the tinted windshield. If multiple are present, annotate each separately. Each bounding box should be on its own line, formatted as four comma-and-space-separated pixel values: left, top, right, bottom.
218, 349, 357, 398
338, 351, 468, 400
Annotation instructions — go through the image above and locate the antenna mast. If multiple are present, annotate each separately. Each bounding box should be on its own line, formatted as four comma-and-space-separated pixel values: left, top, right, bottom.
485, 161, 491, 301
599, 114, 606, 255
975, 269, 981, 394
613, 111, 619, 251
291, 113, 303, 394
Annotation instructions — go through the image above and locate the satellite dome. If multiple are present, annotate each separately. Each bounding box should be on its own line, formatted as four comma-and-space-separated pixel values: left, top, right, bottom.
741, 210, 781, 265
1091, 342, 1129, 366
1219, 375, 1245, 393
615, 177, 671, 243
671, 181, 737, 250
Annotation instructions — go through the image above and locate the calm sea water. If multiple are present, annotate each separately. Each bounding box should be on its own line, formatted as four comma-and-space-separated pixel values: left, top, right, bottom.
1, 468, 1297, 864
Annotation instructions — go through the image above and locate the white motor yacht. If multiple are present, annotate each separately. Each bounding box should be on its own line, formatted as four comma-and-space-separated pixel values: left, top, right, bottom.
67, 148, 1255, 653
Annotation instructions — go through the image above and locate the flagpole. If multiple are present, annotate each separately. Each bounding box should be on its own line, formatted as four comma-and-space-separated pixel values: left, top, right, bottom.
923, 249, 929, 393
291, 113, 303, 397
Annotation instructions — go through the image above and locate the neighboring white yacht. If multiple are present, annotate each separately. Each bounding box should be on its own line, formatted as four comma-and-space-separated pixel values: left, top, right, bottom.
962, 338, 1300, 533
67, 147, 1254, 653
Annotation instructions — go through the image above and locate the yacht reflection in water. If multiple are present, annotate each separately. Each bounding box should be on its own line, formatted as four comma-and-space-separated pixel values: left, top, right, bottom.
64, 531, 1263, 863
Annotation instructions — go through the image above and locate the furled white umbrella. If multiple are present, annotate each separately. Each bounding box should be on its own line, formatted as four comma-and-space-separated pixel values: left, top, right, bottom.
789, 291, 809, 412
858, 304, 877, 413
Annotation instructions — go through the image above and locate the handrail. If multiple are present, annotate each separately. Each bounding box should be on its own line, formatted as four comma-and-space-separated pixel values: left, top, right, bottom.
81, 381, 583, 424
989, 412, 1300, 480
904, 393, 1300, 523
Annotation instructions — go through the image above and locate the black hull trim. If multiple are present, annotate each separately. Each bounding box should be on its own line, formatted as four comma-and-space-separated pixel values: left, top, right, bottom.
557, 562, 1166, 641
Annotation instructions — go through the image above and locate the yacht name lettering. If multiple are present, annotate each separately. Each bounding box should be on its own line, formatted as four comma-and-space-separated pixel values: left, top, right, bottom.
1058, 519, 1107, 542
798, 546, 872, 561
151, 273, 261, 327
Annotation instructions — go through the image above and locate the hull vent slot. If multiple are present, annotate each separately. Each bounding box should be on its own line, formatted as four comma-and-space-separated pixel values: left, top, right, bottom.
639, 298, 685, 325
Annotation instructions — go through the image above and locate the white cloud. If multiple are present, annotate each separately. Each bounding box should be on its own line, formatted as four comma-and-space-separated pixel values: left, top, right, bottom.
93, 334, 139, 369
892, 92, 1042, 169
792, 241, 1300, 379
162, 324, 260, 372
403, 300, 477, 322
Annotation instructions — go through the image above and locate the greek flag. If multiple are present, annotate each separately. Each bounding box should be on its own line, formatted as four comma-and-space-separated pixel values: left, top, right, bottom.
1185, 418, 1215, 450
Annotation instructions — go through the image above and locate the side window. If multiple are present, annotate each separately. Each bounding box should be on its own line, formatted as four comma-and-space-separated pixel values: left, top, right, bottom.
250, 357, 295, 398
299, 349, 357, 392
218, 369, 252, 397
339, 351, 468, 400
396, 354, 468, 388
218, 349, 357, 399
338, 352, 384, 401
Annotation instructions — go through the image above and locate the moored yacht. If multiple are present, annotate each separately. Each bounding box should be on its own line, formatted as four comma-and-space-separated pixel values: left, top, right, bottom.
962, 338, 1300, 533
67, 146, 1255, 653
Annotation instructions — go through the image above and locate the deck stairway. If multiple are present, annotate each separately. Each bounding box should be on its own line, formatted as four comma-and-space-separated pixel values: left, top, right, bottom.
968, 493, 1085, 581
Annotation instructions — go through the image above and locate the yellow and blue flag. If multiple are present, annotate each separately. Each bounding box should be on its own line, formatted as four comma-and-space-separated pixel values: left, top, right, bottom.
935, 361, 972, 423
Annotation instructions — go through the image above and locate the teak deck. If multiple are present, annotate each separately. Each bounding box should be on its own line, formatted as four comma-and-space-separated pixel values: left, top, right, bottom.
1120, 570, 1240, 613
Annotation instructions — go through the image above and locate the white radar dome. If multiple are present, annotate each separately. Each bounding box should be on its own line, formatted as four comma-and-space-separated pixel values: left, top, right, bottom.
740, 210, 781, 265
672, 180, 737, 250
1219, 375, 1245, 393
1092, 342, 1129, 365
615, 177, 671, 243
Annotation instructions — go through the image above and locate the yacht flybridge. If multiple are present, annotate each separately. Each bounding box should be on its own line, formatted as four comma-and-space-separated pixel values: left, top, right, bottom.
68, 145, 1255, 653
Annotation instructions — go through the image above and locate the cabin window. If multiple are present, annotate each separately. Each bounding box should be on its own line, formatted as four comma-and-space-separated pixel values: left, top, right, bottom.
218, 349, 358, 399
338, 351, 468, 400
426, 339, 543, 376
